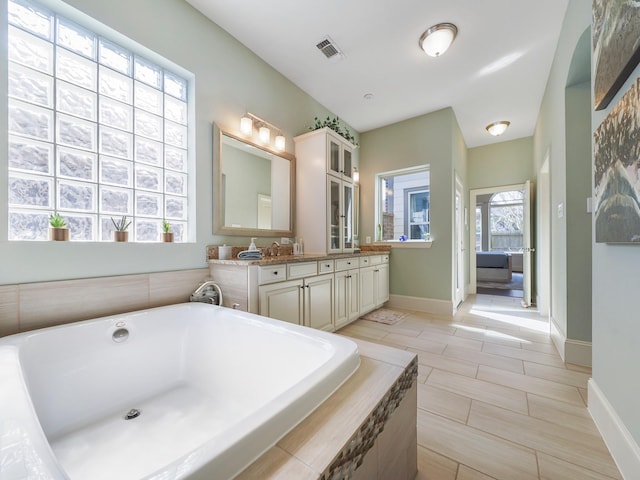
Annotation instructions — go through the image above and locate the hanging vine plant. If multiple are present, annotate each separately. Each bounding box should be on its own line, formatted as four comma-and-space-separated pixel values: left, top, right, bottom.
310, 116, 359, 146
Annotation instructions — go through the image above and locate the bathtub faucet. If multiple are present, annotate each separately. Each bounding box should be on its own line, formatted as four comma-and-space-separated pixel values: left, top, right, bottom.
190, 281, 223, 306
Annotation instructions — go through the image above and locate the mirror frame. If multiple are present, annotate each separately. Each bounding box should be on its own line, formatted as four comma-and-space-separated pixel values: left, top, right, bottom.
213, 124, 296, 237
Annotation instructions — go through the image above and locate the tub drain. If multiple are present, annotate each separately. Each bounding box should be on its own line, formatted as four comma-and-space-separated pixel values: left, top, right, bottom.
124, 408, 141, 420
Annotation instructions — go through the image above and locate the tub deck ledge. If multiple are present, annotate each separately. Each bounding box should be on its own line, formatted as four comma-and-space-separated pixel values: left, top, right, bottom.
236, 337, 418, 480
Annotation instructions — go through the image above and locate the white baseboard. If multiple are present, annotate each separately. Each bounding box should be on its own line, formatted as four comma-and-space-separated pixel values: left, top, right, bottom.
549, 316, 565, 362
549, 317, 591, 366
387, 294, 453, 316
589, 379, 640, 478
565, 339, 592, 367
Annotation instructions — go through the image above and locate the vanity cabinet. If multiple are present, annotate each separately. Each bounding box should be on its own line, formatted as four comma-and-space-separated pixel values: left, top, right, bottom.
258, 263, 334, 331
359, 255, 390, 315
295, 128, 356, 255
208, 253, 389, 332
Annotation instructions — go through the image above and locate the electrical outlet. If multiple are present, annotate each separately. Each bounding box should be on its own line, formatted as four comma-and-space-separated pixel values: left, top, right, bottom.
557, 203, 564, 219
366, 236, 372, 244
280, 237, 290, 245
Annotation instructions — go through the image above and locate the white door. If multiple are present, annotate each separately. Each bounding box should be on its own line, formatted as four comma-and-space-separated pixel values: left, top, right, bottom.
454, 179, 464, 307
523, 180, 534, 307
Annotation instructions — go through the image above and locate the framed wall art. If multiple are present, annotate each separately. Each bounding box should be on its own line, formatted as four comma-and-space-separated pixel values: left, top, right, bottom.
593, 0, 640, 110
594, 77, 640, 243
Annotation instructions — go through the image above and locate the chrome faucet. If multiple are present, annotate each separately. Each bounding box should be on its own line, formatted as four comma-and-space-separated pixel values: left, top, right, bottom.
190, 281, 223, 306
270, 241, 280, 256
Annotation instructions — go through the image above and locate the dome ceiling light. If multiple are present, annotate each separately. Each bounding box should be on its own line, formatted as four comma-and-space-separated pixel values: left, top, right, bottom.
419, 23, 458, 57
486, 121, 511, 136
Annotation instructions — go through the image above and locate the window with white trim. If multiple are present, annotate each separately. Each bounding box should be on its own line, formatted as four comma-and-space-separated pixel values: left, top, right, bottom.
376, 166, 430, 241
7, 0, 191, 242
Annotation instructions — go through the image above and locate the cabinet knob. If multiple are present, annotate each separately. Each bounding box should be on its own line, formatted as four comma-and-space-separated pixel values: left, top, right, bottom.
273, 271, 278, 275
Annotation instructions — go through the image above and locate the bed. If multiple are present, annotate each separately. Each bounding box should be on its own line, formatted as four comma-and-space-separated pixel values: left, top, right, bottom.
476, 251, 512, 283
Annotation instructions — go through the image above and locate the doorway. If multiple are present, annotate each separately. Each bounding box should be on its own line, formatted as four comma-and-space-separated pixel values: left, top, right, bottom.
469, 183, 533, 305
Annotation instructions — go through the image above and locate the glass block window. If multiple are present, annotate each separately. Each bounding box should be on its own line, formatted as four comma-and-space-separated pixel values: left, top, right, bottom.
7, 0, 190, 242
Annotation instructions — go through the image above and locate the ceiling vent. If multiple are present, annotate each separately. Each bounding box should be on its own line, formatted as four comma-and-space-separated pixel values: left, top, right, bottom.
316, 36, 344, 61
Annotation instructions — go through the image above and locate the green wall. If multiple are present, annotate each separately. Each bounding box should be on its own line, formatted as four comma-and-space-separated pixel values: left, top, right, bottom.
0, 0, 354, 285
468, 137, 534, 190
359, 108, 464, 302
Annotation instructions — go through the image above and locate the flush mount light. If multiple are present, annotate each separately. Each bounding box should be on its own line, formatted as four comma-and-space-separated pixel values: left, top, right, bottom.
419, 23, 458, 57
486, 121, 511, 136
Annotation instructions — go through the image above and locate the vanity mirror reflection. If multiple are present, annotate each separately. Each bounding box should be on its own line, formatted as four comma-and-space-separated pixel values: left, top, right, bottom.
213, 125, 295, 237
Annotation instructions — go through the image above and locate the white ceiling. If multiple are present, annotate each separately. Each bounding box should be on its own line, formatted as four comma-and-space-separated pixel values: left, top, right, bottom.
185, 0, 570, 148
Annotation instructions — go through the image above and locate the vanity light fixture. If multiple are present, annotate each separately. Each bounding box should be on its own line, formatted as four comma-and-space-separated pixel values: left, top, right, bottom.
486, 121, 510, 136
240, 115, 253, 135
240, 112, 286, 150
275, 134, 286, 151
259, 126, 271, 144
419, 23, 458, 57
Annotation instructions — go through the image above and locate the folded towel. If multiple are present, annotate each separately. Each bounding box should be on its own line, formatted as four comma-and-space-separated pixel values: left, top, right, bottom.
237, 250, 262, 260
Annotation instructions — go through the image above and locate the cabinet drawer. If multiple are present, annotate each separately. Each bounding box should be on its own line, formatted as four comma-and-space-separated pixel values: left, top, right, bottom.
288, 262, 318, 279
259, 265, 287, 285
335, 257, 358, 271
318, 260, 335, 273
359, 256, 376, 267
369, 255, 383, 265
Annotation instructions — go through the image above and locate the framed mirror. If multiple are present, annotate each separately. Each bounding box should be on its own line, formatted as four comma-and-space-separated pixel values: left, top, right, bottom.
213, 125, 295, 237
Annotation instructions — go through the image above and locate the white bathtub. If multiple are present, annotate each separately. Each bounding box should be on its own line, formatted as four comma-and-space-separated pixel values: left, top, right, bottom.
0, 303, 360, 480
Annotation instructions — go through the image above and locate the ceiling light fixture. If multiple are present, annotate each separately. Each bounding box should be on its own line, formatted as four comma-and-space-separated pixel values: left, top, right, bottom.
419, 23, 458, 57
486, 121, 510, 136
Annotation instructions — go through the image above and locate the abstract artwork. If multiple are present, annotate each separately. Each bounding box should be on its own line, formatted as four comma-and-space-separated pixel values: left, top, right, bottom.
594, 77, 640, 243
593, 0, 640, 110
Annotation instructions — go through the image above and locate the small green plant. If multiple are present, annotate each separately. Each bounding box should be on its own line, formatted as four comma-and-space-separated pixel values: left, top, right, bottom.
111, 215, 131, 231
309, 116, 359, 146
162, 219, 172, 233
49, 213, 67, 228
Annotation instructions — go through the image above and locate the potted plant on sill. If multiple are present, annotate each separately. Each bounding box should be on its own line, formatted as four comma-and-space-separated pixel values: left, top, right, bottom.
162, 219, 174, 243
111, 215, 131, 242
49, 213, 69, 241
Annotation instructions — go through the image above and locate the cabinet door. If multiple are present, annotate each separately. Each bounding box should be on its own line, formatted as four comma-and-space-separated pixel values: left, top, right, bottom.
347, 269, 360, 321
327, 137, 341, 177
342, 145, 353, 181
259, 280, 303, 325
305, 274, 334, 331
359, 266, 376, 314
375, 263, 390, 306
327, 177, 342, 253
342, 182, 354, 252
334, 272, 349, 329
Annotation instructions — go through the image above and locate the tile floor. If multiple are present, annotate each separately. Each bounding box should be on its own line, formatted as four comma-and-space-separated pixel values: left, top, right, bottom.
337, 294, 622, 480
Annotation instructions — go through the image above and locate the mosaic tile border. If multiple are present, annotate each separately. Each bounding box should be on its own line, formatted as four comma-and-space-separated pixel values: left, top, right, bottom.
320, 356, 418, 480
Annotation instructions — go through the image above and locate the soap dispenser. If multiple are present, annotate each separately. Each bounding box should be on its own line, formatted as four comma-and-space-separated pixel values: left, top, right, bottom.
249, 237, 258, 251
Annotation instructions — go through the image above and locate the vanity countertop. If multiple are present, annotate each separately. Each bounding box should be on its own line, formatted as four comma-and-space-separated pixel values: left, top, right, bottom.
207, 250, 390, 266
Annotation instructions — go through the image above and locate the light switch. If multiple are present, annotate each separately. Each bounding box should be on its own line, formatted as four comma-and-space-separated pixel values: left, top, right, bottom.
557, 203, 564, 218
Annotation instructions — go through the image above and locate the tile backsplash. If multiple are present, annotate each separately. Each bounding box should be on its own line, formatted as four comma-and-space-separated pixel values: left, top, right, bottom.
0, 268, 209, 337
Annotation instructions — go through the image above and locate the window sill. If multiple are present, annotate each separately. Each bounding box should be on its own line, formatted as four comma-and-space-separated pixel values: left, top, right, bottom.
373, 241, 432, 249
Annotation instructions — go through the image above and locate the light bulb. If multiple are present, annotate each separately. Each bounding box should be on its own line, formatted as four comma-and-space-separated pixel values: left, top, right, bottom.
259, 126, 270, 143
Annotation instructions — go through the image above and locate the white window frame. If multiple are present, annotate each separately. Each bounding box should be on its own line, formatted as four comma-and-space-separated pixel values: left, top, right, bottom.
374, 165, 431, 245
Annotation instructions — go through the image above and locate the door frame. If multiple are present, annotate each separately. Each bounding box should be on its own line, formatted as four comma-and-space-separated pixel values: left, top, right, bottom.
469, 183, 530, 296
454, 176, 464, 307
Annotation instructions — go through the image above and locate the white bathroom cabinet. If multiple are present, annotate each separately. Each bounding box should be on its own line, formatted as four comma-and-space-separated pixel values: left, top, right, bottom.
259, 273, 334, 331
208, 253, 389, 332
294, 128, 356, 255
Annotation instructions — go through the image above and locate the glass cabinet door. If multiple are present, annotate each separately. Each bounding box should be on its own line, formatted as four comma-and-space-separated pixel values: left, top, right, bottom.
342, 147, 353, 181
328, 177, 341, 252
343, 182, 353, 250
328, 139, 341, 177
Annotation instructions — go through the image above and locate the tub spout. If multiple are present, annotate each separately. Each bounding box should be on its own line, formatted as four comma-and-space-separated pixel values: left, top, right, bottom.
190, 281, 223, 306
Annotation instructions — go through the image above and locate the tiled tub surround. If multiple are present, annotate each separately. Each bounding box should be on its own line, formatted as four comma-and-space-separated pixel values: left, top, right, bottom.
0, 303, 362, 480
237, 337, 418, 480
0, 268, 209, 337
